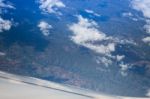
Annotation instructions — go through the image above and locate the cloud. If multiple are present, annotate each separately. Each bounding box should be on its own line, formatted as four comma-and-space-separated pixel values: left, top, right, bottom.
146, 89, 150, 97
122, 12, 133, 17
144, 20, 150, 33
116, 55, 125, 62
119, 62, 129, 76
69, 15, 116, 55
132, 0, 150, 44
69, 15, 137, 71
0, 51, 6, 56
96, 56, 113, 67
0, 17, 12, 32
122, 12, 138, 21
0, 0, 15, 32
132, 0, 150, 19
39, 0, 65, 14
142, 37, 150, 44
38, 21, 52, 36
0, 0, 15, 9
85, 9, 101, 17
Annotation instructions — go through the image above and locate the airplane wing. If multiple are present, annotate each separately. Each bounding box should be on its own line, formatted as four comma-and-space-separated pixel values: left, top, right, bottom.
0, 71, 148, 99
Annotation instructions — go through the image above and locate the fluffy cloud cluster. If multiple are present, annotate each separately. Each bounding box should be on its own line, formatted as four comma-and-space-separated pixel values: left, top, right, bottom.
132, 0, 150, 19
0, 0, 14, 32
69, 15, 131, 74
69, 15, 115, 55
142, 37, 150, 43
39, 0, 65, 14
132, 0, 150, 44
38, 21, 52, 36
0, 17, 12, 32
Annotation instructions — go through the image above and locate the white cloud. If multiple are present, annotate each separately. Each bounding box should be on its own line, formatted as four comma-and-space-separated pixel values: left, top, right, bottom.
69, 15, 136, 68
84, 43, 115, 54
0, 51, 6, 56
115, 38, 137, 45
119, 62, 129, 76
122, 12, 133, 17
142, 36, 150, 43
39, 0, 65, 14
122, 12, 138, 21
38, 21, 52, 36
0, 17, 12, 32
69, 15, 116, 55
146, 89, 150, 97
116, 55, 125, 62
0, 0, 15, 32
132, 0, 150, 19
96, 56, 113, 67
85, 9, 101, 17
144, 20, 150, 34
132, 17, 138, 21
132, 0, 150, 44
0, 0, 15, 9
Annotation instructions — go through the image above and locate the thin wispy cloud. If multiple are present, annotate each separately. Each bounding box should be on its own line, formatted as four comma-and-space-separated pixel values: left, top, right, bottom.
0, 0, 15, 9
85, 9, 101, 17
